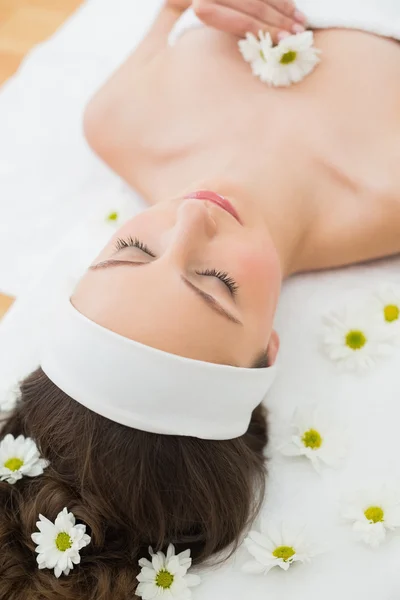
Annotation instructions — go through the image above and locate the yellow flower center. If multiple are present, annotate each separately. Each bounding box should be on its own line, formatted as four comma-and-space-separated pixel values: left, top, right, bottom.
272, 545, 296, 561
345, 330, 367, 350
364, 506, 384, 523
4, 457, 24, 471
302, 428, 323, 449
384, 304, 399, 323
280, 50, 297, 64
106, 211, 118, 222
156, 569, 174, 589
55, 532, 73, 552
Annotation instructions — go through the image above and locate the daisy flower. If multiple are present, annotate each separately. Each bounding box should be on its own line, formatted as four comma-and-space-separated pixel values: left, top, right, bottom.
239, 31, 273, 79
31, 508, 91, 577
279, 405, 347, 473
0, 434, 49, 484
238, 31, 264, 63
136, 543, 201, 599
0, 382, 20, 413
341, 484, 400, 548
367, 284, 400, 331
322, 305, 396, 371
239, 30, 320, 87
103, 198, 136, 229
267, 31, 321, 87
242, 521, 314, 575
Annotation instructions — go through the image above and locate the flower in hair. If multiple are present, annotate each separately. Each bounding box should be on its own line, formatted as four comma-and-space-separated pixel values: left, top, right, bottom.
242, 521, 315, 575
31, 507, 91, 578
239, 30, 321, 87
0, 434, 49, 484
136, 543, 201, 599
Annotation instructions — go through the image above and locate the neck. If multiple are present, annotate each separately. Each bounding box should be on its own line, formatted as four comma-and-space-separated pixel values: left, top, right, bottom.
180, 170, 314, 279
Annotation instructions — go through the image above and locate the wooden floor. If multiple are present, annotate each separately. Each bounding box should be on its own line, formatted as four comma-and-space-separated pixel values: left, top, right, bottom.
0, 0, 84, 319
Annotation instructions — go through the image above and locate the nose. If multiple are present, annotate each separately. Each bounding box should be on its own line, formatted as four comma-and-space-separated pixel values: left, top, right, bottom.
163, 199, 217, 264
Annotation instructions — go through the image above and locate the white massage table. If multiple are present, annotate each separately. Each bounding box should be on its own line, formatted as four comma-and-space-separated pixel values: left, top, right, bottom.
0, 1, 399, 597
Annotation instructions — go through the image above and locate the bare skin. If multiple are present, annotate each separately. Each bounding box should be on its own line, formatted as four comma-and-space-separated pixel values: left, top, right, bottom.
84, 4, 400, 276
74, 3, 400, 367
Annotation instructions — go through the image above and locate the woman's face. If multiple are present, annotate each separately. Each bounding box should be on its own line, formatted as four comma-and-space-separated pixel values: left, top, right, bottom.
72, 194, 282, 368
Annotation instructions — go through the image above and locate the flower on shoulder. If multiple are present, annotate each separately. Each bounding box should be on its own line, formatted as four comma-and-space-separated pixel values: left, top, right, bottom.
242, 520, 315, 575
341, 484, 400, 548
136, 543, 201, 599
31, 508, 91, 577
279, 405, 347, 473
322, 305, 396, 371
0, 434, 49, 484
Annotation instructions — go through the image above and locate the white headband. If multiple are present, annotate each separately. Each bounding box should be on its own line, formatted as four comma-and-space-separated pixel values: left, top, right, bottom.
40, 297, 278, 440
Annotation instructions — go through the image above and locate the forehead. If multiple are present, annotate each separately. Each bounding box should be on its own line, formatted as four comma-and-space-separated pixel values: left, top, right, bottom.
72, 261, 241, 365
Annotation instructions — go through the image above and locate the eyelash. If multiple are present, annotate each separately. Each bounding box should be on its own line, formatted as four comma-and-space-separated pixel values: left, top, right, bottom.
196, 269, 239, 297
114, 236, 156, 258
114, 237, 238, 296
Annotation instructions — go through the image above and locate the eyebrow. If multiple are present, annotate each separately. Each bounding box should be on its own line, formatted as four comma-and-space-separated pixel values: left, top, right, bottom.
89, 260, 243, 326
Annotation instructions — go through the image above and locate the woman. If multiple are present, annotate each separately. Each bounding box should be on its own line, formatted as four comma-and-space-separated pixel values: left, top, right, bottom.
0, 0, 399, 597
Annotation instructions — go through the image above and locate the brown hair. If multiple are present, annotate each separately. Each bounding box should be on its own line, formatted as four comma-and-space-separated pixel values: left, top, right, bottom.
0, 368, 268, 599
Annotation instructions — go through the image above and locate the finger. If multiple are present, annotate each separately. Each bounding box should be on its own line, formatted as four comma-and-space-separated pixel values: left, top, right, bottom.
215, 0, 303, 35
193, 2, 290, 42
264, 0, 307, 24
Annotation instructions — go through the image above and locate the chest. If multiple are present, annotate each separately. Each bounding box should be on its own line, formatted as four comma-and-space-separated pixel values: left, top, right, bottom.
110, 28, 400, 269
131, 29, 400, 175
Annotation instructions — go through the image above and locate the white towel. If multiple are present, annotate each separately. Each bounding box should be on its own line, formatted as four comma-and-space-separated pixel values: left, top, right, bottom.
169, 0, 400, 45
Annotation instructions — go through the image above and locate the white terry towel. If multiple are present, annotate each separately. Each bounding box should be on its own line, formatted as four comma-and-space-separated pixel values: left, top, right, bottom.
169, 0, 400, 45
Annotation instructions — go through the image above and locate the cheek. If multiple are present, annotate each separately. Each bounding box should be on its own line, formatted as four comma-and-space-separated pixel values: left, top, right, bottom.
236, 245, 281, 309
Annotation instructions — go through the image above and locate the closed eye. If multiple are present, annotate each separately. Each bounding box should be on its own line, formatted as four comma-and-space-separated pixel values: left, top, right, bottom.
113, 237, 239, 297
196, 269, 238, 297
114, 236, 156, 258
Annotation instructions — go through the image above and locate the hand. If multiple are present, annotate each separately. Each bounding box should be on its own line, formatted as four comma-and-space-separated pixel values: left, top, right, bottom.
192, 0, 307, 43
166, 0, 193, 10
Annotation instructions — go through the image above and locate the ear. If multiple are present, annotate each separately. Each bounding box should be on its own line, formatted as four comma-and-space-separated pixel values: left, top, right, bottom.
267, 329, 280, 366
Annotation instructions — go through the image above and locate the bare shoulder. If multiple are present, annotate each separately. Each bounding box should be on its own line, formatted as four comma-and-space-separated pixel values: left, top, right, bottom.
298, 173, 400, 274
82, 3, 182, 177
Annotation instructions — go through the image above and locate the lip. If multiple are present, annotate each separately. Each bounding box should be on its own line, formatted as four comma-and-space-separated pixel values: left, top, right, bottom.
184, 190, 242, 224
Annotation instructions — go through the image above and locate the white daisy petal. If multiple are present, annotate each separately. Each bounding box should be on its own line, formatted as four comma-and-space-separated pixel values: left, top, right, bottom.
242, 560, 270, 574
0, 434, 49, 484
136, 544, 200, 600
31, 508, 91, 577
353, 520, 386, 548
366, 284, 400, 332
238, 32, 262, 63
341, 484, 400, 547
322, 304, 396, 371
0, 383, 20, 413
102, 199, 136, 229
242, 520, 315, 576
183, 574, 201, 587
279, 405, 347, 472
258, 31, 320, 87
